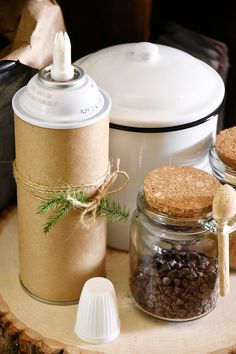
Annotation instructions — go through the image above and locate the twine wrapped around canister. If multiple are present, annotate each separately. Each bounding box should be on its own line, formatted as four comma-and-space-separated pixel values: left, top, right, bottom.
13, 159, 129, 230
63, 159, 129, 228
13, 161, 110, 199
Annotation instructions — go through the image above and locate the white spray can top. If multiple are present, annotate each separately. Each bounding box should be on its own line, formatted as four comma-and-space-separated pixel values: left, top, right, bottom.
12, 32, 111, 129
51, 32, 74, 81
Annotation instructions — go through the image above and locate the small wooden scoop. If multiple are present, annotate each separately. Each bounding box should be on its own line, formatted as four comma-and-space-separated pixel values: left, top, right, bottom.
213, 184, 236, 296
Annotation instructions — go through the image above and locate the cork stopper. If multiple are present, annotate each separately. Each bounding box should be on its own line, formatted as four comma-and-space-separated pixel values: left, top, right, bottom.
144, 166, 221, 218
215, 126, 236, 168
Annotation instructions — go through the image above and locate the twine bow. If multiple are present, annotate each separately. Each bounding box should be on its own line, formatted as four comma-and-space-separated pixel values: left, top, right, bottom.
65, 158, 129, 228
13, 158, 129, 233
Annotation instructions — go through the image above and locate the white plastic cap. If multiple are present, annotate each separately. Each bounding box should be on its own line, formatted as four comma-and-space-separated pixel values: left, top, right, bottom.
12, 32, 111, 130
51, 32, 74, 81
74, 277, 120, 344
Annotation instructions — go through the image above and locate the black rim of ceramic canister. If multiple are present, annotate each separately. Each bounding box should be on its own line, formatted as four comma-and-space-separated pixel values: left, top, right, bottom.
109, 98, 225, 133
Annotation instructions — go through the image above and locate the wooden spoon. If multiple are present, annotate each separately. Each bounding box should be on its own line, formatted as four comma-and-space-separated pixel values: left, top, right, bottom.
213, 184, 236, 296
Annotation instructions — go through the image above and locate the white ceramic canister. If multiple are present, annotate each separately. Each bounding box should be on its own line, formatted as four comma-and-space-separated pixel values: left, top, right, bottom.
12, 54, 111, 303
76, 42, 225, 251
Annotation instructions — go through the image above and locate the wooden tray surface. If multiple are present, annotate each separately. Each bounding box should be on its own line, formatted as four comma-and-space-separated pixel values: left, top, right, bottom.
0, 209, 236, 354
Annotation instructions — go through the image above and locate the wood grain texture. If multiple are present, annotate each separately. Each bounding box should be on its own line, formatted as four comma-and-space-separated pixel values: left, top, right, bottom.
218, 231, 230, 296
1, 209, 236, 354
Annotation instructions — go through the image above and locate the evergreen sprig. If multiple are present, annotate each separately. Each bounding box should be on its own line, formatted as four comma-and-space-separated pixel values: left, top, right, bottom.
37, 192, 70, 215
42, 202, 72, 234
96, 197, 129, 223
37, 192, 129, 235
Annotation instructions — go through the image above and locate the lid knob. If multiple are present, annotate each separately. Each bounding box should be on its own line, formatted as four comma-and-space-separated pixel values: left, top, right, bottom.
131, 42, 159, 62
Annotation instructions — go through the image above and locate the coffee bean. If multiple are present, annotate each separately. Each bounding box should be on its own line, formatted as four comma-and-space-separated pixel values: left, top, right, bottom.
164, 305, 172, 312
174, 287, 182, 295
175, 262, 183, 269
174, 278, 181, 286
153, 277, 162, 286
186, 272, 198, 281
162, 277, 171, 286
172, 304, 181, 312
189, 252, 201, 260
164, 286, 174, 295
186, 283, 198, 292
149, 294, 157, 303
208, 265, 216, 273
146, 281, 154, 293
137, 272, 144, 279
167, 270, 176, 279
201, 299, 208, 306
154, 308, 164, 316
177, 309, 187, 317
143, 266, 153, 276
161, 263, 172, 272
176, 298, 184, 306
169, 259, 177, 268
199, 259, 210, 269
176, 270, 183, 278
190, 296, 201, 304
171, 249, 178, 256
146, 300, 155, 308
204, 303, 212, 312
201, 291, 211, 300
182, 267, 191, 276
163, 252, 172, 261
130, 248, 218, 321
175, 244, 183, 251
154, 259, 165, 269
185, 301, 195, 310
200, 283, 209, 293
187, 261, 197, 268
182, 279, 189, 288
149, 269, 156, 277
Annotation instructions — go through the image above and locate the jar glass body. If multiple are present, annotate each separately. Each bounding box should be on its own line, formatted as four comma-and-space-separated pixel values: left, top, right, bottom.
209, 144, 236, 269
129, 188, 219, 322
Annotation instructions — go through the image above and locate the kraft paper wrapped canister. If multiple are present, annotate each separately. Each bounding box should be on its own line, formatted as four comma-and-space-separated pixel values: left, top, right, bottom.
12, 61, 111, 303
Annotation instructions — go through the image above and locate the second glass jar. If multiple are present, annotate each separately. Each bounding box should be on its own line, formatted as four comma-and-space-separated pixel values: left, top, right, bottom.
209, 144, 236, 269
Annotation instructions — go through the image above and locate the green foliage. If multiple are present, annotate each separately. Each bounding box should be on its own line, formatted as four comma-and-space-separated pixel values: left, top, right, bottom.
96, 197, 129, 223
37, 193, 70, 215
37, 192, 129, 235
42, 202, 72, 234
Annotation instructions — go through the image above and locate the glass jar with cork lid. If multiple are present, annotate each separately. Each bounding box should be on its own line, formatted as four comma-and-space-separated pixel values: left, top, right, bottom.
209, 126, 236, 269
129, 166, 220, 321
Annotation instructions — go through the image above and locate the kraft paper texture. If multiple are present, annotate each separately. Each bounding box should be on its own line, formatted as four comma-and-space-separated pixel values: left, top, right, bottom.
0, 0, 65, 69
14, 114, 109, 302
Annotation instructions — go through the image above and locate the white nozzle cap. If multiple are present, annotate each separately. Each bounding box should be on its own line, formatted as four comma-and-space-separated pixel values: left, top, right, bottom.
74, 277, 120, 344
51, 31, 74, 81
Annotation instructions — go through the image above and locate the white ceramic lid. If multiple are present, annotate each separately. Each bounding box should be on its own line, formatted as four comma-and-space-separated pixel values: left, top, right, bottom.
76, 42, 225, 128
